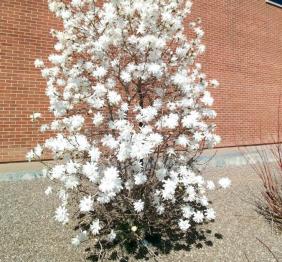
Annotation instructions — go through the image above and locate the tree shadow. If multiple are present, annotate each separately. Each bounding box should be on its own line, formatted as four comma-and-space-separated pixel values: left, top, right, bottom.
86, 224, 223, 261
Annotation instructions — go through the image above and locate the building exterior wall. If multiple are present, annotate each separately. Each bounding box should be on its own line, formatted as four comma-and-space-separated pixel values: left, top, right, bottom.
191, 0, 282, 147
0, 0, 282, 162
0, 0, 55, 162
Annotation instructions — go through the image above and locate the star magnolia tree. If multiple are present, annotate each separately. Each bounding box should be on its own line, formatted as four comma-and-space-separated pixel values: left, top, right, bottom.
28, 0, 230, 258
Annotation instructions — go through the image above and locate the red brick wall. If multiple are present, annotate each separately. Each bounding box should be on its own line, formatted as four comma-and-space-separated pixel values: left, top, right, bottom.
191, 0, 282, 147
0, 0, 57, 162
0, 0, 281, 162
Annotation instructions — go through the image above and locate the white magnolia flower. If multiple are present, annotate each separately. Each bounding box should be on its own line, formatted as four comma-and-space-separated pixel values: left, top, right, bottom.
205, 208, 216, 220
134, 173, 147, 185
166, 148, 176, 156
45, 186, 52, 196
94, 83, 106, 97
201, 91, 214, 106
42, 168, 48, 178
199, 196, 209, 206
71, 236, 80, 247
93, 66, 107, 78
60, 10, 71, 20
162, 179, 178, 200
156, 204, 165, 215
176, 135, 189, 147
34, 59, 44, 68
133, 199, 144, 213
89, 147, 101, 162
49, 54, 66, 65
75, 135, 90, 151
206, 180, 216, 190
26, 150, 35, 162
178, 219, 190, 232
193, 132, 203, 142
193, 211, 204, 223
92, 112, 104, 126
71, 231, 88, 247
30, 112, 41, 122
157, 113, 179, 129
58, 190, 68, 206
82, 162, 99, 182
64, 115, 84, 131
218, 177, 231, 189
101, 134, 119, 149
54, 43, 64, 52
71, 0, 83, 8
108, 91, 121, 105
182, 111, 200, 128
182, 206, 194, 219
147, 63, 162, 77
40, 124, 49, 133
54, 206, 69, 224
79, 196, 94, 213
156, 168, 167, 181
99, 167, 122, 195
65, 161, 76, 174
90, 219, 101, 235
136, 106, 158, 123
210, 79, 219, 87
64, 176, 79, 189
51, 165, 65, 179
107, 230, 117, 242
121, 70, 131, 83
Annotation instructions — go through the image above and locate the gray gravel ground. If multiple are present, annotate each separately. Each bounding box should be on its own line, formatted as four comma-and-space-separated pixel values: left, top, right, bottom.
0, 165, 281, 262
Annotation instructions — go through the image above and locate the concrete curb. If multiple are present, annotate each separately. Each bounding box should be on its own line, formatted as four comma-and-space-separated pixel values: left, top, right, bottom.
200, 145, 276, 168
0, 162, 44, 182
0, 171, 43, 182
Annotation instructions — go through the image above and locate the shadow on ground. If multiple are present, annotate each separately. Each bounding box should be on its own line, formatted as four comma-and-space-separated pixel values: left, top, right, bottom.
86, 225, 223, 261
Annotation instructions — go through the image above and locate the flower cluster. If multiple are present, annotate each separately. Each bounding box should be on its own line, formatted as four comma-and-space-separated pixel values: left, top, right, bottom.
28, 0, 230, 257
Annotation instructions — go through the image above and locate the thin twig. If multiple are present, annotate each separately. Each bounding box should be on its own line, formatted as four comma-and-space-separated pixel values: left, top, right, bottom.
244, 252, 251, 262
256, 237, 279, 262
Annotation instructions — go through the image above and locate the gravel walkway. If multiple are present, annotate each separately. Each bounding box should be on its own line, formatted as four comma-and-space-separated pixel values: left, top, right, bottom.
0, 165, 281, 262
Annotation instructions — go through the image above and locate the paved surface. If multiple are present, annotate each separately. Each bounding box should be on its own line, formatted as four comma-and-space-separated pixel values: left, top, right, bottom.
0, 165, 282, 262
